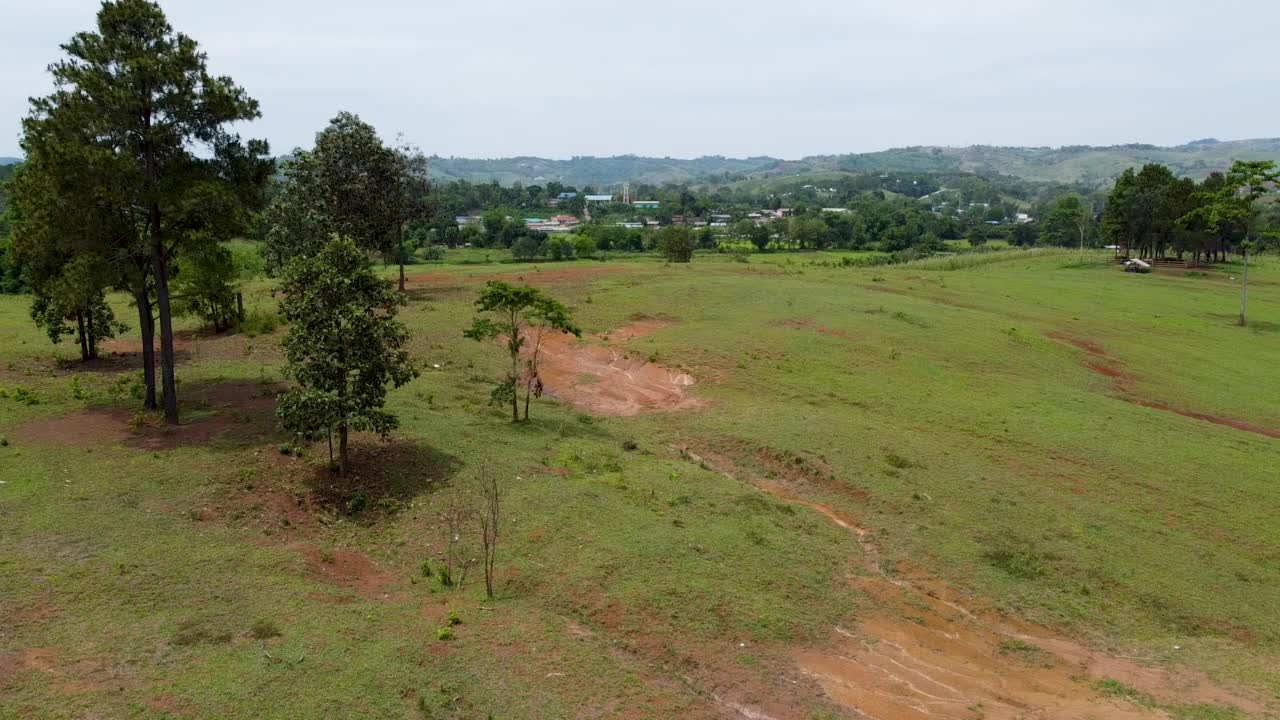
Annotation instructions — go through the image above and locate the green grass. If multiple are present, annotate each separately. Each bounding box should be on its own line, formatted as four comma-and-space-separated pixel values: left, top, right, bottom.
1, 249, 1278, 718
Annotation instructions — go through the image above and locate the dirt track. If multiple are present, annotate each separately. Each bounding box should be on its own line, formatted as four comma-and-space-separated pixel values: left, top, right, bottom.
679, 447, 1263, 720
535, 321, 703, 416
1049, 332, 1280, 440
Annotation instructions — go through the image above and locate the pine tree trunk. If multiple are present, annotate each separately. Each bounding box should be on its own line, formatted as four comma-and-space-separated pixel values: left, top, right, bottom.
133, 285, 157, 410
338, 424, 349, 476
1240, 250, 1249, 326
398, 226, 406, 292
76, 311, 89, 361
86, 310, 97, 360
151, 242, 179, 425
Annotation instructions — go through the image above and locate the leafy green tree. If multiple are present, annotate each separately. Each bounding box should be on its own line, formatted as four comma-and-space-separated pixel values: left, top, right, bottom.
22, 0, 271, 423
748, 222, 771, 252
511, 235, 543, 261
463, 281, 580, 422
546, 236, 575, 261
265, 113, 399, 272
1179, 160, 1279, 325
658, 226, 694, 262
172, 243, 239, 332
277, 236, 417, 475
1041, 195, 1092, 257
572, 234, 597, 259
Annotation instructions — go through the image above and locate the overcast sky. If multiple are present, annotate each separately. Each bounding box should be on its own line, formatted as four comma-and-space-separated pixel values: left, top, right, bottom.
2, 0, 1277, 159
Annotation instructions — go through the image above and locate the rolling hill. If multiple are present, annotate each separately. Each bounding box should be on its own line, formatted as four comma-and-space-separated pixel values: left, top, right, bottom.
427, 138, 1280, 189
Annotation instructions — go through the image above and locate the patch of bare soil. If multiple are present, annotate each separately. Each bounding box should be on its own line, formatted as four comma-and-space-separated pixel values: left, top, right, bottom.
678, 446, 1265, 720
11, 381, 284, 450
778, 318, 858, 342
297, 544, 399, 602
1049, 332, 1280, 440
0, 647, 133, 695
536, 320, 703, 416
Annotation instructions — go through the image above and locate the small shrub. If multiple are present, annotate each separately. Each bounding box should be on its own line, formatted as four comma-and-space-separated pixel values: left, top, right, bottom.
69, 375, 89, 400
436, 626, 455, 641
128, 413, 147, 434
236, 308, 279, 338
447, 609, 462, 626
422, 245, 446, 263
250, 619, 282, 639
11, 387, 40, 406
621, 439, 638, 452
437, 566, 453, 587
420, 559, 433, 579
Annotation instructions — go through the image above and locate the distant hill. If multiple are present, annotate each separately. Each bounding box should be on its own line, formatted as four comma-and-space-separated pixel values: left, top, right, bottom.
427, 139, 1280, 189
0, 157, 21, 166
427, 154, 776, 188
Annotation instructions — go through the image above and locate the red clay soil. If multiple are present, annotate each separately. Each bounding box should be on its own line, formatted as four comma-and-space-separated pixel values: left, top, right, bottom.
535, 320, 703, 416
296, 544, 398, 602
1049, 332, 1280, 440
679, 446, 1265, 720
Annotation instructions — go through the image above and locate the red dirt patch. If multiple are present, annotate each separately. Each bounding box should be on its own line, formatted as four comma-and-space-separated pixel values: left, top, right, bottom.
536, 321, 703, 416
298, 544, 398, 602
680, 446, 1265, 720
0, 647, 133, 695
778, 317, 858, 342
11, 381, 284, 450
1050, 332, 1280, 440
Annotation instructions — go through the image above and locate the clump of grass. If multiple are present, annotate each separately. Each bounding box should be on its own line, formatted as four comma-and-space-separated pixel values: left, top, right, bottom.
420, 559, 433, 579
436, 626, 455, 641
446, 609, 462, 626
997, 638, 1053, 665
884, 452, 919, 470
250, 619, 282, 639
984, 534, 1049, 580
172, 619, 233, 647
1094, 678, 1157, 708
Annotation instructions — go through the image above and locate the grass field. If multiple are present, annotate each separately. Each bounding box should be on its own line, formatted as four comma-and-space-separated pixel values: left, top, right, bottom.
1, 248, 1277, 719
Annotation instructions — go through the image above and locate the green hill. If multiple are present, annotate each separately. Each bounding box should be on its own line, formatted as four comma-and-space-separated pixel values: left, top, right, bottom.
427, 139, 1280, 189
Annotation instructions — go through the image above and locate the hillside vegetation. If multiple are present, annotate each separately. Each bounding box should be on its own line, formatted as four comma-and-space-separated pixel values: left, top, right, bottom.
423, 138, 1280, 189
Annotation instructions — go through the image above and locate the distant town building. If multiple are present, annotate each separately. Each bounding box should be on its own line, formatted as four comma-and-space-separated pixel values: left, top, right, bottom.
585, 194, 614, 203
557, 192, 578, 200
632, 200, 660, 209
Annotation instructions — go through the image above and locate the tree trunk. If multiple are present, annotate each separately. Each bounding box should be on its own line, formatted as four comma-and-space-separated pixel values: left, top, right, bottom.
86, 310, 97, 360
1240, 250, 1249, 326
338, 423, 349, 476
133, 285, 157, 410
151, 242, 179, 425
523, 382, 531, 422
76, 311, 89, 361
398, 225, 406, 292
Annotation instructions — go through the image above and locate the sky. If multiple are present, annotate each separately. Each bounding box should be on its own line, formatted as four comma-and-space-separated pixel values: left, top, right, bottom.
2, 0, 1278, 160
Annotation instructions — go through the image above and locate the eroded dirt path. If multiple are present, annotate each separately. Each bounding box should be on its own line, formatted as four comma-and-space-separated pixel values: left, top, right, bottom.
1049, 332, 1280, 440
678, 447, 1264, 720
536, 320, 703, 416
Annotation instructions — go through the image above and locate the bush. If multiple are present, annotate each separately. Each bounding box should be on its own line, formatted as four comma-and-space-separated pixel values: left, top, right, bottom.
436, 626, 455, 641
422, 245, 446, 263
236, 308, 279, 338
546, 236, 575, 261
572, 234, 597, 258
